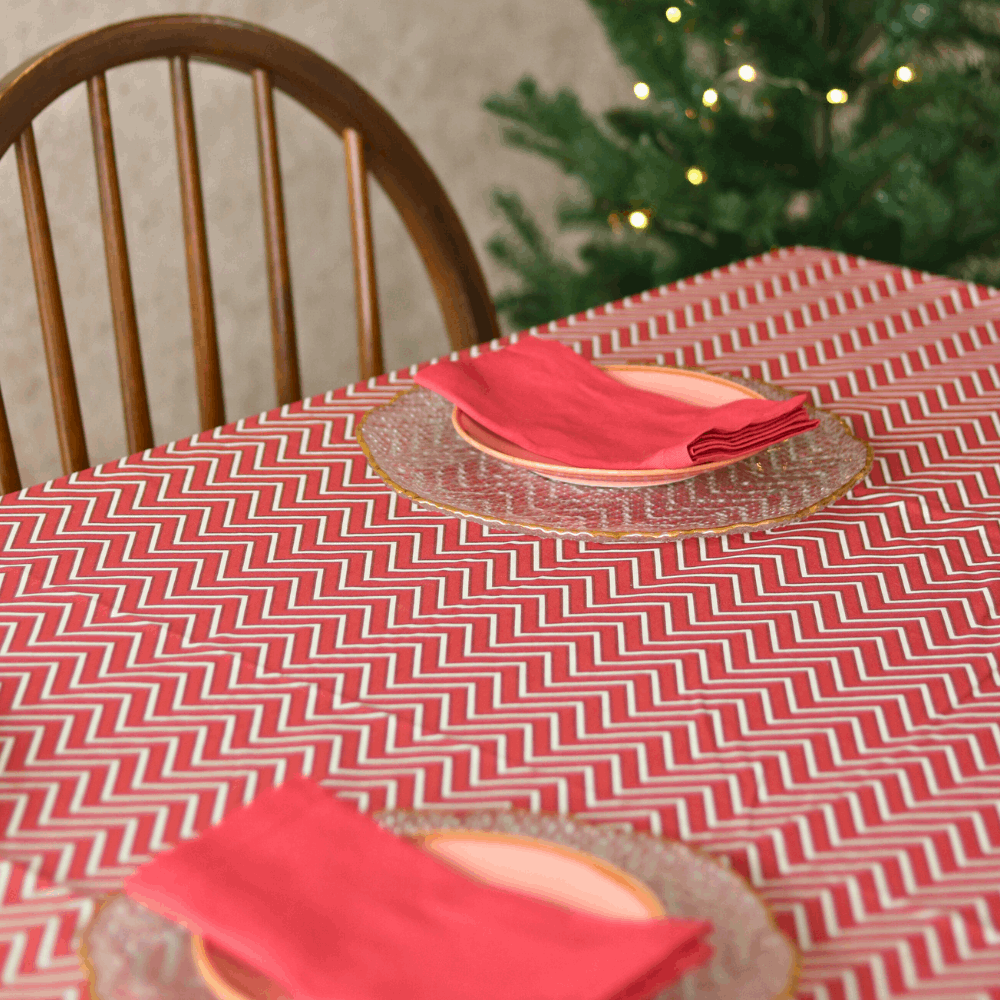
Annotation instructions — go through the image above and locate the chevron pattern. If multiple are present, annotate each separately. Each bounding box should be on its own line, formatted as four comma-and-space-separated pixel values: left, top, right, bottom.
2, 246, 1000, 999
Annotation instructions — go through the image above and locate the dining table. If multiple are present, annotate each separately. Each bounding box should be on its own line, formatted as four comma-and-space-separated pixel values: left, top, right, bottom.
1, 243, 999, 1000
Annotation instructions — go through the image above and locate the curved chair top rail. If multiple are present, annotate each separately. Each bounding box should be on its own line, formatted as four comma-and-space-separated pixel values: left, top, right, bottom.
0, 13, 500, 371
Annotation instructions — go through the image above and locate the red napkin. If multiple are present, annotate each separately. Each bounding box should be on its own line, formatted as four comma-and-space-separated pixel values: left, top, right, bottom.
125, 777, 712, 1000
414, 337, 818, 469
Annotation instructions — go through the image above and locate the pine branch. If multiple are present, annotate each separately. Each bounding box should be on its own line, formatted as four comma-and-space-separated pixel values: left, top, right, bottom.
832, 168, 894, 232
650, 217, 718, 248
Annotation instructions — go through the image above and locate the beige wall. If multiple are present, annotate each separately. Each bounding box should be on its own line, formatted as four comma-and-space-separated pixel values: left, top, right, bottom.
0, 0, 634, 487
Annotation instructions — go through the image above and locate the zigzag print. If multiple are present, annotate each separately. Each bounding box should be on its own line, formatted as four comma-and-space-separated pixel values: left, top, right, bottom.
2, 247, 1000, 999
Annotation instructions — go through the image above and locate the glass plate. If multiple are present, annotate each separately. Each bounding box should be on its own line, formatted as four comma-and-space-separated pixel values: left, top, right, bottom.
356, 374, 872, 540
78, 810, 797, 1000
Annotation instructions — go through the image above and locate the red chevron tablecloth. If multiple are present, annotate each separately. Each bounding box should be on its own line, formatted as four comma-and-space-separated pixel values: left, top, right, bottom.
2, 246, 1000, 1000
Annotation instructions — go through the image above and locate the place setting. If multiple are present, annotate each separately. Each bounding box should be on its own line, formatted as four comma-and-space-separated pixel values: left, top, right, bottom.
357, 336, 872, 541
79, 777, 798, 1000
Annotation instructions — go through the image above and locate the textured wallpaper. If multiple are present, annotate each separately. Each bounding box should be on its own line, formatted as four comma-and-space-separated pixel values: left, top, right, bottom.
0, 0, 633, 487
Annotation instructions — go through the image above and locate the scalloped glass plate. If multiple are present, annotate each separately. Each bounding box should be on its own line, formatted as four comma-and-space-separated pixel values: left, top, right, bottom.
78, 810, 797, 1000
357, 369, 872, 540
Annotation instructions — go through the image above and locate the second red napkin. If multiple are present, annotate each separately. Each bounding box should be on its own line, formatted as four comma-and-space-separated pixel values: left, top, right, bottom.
126, 777, 712, 1000
414, 336, 817, 469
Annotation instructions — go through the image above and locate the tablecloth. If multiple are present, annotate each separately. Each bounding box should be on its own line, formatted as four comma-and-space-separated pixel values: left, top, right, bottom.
1, 246, 998, 999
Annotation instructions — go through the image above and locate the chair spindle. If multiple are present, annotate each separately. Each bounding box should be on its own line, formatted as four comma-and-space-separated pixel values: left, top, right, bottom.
169, 55, 225, 431
87, 73, 154, 455
251, 68, 301, 407
15, 124, 90, 476
343, 128, 384, 381
0, 386, 22, 495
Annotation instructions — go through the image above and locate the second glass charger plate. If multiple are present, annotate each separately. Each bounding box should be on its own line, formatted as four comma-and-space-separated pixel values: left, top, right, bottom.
79, 810, 797, 1000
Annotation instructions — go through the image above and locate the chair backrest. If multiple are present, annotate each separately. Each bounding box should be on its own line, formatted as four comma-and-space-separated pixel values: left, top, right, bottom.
0, 14, 500, 493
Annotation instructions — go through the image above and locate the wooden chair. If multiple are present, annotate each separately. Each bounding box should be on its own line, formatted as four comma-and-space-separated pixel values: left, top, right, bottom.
0, 14, 500, 493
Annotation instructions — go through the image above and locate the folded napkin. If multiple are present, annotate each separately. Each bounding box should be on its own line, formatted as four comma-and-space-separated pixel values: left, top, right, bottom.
414, 337, 818, 470
126, 777, 712, 1000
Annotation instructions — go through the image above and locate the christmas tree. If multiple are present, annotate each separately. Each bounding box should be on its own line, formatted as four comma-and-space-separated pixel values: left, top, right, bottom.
482, 1, 1000, 329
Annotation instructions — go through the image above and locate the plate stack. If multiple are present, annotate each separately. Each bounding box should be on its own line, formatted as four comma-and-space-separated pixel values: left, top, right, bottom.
452, 365, 800, 489
80, 810, 799, 1000
357, 345, 871, 540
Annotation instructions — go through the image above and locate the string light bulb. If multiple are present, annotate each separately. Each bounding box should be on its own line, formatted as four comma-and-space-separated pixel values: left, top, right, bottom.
628, 210, 650, 229
826, 88, 848, 104
895, 65, 914, 83
738, 64, 757, 82
634, 82, 650, 100
702, 88, 719, 107
665, 7, 682, 22
686, 167, 706, 185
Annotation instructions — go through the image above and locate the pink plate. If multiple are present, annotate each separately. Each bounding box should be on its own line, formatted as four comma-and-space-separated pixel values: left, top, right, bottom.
451, 365, 769, 488
191, 831, 663, 1000
418, 830, 664, 920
